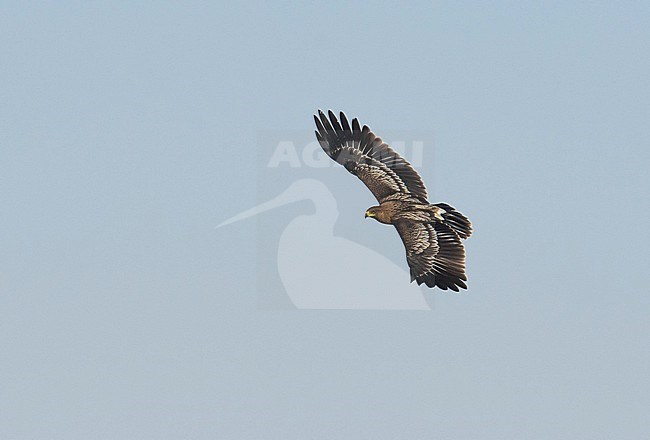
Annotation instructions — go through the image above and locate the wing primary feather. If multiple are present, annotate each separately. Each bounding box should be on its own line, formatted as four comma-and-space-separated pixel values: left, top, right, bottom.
339, 112, 351, 148
352, 118, 361, 148
340, 112, 351, 133
319, 111, 336, 141
314, 115, 326, 138
328, 110, 343, 134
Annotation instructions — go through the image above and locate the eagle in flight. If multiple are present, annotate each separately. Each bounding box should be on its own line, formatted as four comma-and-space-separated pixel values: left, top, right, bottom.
314, 110, 472, 291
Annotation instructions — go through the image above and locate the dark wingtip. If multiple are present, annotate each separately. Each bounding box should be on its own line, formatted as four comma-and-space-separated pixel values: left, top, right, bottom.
313, 115, 325, 134
339, 112, 350, 133
416, 272, 469, 292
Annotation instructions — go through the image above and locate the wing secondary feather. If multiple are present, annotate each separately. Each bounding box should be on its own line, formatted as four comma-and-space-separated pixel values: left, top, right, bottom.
394, 219, 467, 291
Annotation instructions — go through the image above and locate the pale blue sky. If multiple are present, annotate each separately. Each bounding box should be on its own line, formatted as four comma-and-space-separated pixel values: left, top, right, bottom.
1, 2, 649, 439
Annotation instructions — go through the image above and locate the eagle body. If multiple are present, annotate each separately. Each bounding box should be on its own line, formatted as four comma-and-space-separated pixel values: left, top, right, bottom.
364, 198, 437, 224
314, 110, 472, 291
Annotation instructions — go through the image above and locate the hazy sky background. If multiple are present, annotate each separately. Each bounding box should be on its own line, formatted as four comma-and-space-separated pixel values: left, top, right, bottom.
1, 2, 649, 439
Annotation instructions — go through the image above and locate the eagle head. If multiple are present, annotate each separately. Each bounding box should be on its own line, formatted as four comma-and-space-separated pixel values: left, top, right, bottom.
365, 205, 392, 224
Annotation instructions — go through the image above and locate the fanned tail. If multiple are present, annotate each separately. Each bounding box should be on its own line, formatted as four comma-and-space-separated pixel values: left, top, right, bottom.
434, 203, 472, 239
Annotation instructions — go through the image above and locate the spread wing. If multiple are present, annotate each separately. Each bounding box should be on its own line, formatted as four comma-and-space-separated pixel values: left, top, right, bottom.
394, 219, 467, 291
314, 110, 428, 203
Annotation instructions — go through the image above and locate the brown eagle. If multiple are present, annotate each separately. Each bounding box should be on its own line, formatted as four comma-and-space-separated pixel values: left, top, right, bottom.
314, 110, 472, 291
